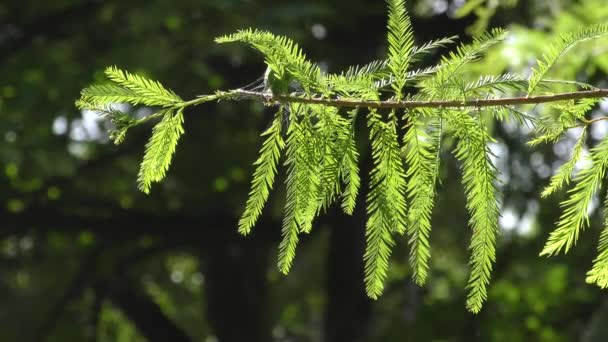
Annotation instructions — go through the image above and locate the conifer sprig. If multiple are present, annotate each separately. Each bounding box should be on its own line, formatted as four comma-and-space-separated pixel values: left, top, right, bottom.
541, 127, 587, 198
215, 29, 322, 93
404, 111, 441, 285
137, 108, 185, 194
75, 0, 608, 314
341, 109, 361, 215
449, 110, 500, 313
238, 110, 286, 235
587, 196, 608, 288
104, 66, 182, 106
528, 24, 608, 95
541, 137, 608, 257
364, 111, 408, 298
386, 0, 415, 97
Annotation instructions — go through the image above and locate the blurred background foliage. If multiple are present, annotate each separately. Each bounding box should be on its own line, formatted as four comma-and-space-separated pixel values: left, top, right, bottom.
1, 0, 608, 341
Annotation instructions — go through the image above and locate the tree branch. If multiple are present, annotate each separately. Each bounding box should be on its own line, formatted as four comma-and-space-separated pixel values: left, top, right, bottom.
199, 88, 608, 110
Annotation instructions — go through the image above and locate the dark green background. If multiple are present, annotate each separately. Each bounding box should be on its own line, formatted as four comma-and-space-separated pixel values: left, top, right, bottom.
2, 0, 608, 341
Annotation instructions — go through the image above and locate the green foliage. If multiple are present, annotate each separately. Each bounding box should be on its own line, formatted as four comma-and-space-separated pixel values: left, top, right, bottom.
137, 108, 185, 194
449, 110, 500, 313
278, 105, 320, 273
215, 29, 322, 94
420, 28, 508, 98
364, 110, 408, 298
541, 137, 608, 256
103, 66, 182, 106
386, 0, 414, 97
528, 24, 608, 95
238, 110, 285, 235
340, 109, 361, 215
404, 111, 440, 285
529, 98, 599, 147
75, 0, 608, 313
587, 196, 608, 288
541, 127, 587, 198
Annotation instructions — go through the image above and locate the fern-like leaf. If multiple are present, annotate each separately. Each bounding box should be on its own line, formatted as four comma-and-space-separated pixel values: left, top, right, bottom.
541, 128, 587, 198
404, 111, 441, 285
313, 106, 358, 214
238, 110, 286, 235
528, 24, 608, 95
422, 28, 508, 97
341, 109, 361, 215
541, 137, 608, 256
104, 66, 182, 106
409, 35, 458, 63
386, 0, 415, 97
449, 110, 500, 313
464, 73, 529, 95
586, 194, 608, 289
137, 108, 185, 194
278, 106, 321, 273
79, 84, 170, 108
364, 111, 408, 298
215, 29, 322, 93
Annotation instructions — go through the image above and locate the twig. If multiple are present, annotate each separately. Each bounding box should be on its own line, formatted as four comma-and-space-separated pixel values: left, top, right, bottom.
209, 89, 608, 110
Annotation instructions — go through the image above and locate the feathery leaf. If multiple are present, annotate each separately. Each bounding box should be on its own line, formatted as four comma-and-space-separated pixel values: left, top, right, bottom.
238, 110, 286, 235
586, 193, 608, 289
528, 24, 608, 95
216, 29, 322, 93
137, 108, 185, 194
541, 137, 608, 256
404, 111, 441, 285
104, 66, 182, 106
364, 110, 408, 298
386, 0, 415, 97
341, 109, 361, 215
541, 128, 587, 198
449, 110, 500, 313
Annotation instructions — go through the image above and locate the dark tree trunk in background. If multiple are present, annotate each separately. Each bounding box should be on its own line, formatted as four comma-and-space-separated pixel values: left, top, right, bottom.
110, 287, 193, 342
203, 237, 272, 342
323, 210, 372, 342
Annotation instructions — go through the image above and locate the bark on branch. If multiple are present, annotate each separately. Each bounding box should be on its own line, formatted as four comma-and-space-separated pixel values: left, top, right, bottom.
204, 88, 608, 110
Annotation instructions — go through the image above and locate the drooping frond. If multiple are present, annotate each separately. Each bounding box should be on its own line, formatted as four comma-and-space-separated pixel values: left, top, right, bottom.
528, 24, 608, 95
215, 29, 322, 93
364, 110, 408, 298
104, 66, 182, 106
386, 0, 415, 97
404, 110, 441, 285
541, 137, 608, 257
278, 105, 321, 274
238, 110, 286, 235
137, 109, 185, 194
448, 110, 500, 313
314, 106, 352, 213
586, 194, 608, 289
541, 128, 587, 198
341, 109, 361, 215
